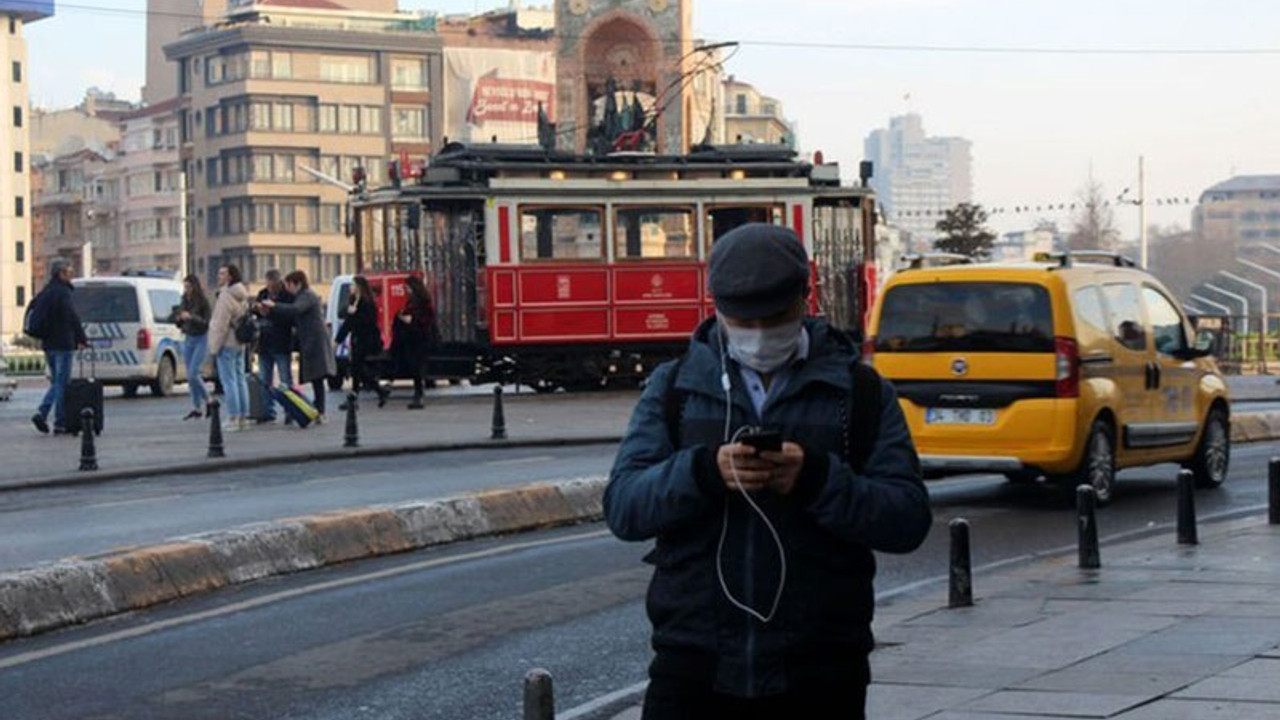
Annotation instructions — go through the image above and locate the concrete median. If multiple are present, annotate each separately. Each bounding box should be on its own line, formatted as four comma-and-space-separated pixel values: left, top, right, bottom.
0, 476, 608, 643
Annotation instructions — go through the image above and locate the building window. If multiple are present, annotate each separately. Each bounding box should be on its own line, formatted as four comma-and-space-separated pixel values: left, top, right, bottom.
15, 240, 23, 262
392, 106, 427, 140
12, 61, 20, 83
16, 286, 25, 307
319, 55, 373, 84
13, 151, 21, 173
14, 196, 22, 218
735, 94, 747, 115
391, 57, 427, 90
9, 17, 15, 34
12, 105, 21, 127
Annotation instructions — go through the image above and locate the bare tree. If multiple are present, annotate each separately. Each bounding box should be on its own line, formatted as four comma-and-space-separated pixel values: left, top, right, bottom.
1068, 180, 1120, 251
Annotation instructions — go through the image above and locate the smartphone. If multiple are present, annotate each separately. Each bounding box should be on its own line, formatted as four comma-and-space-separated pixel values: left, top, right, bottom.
739, 429, 783, 453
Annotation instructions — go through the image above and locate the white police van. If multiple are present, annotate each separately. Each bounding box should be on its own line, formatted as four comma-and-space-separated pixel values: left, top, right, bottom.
72, 272, 187, 397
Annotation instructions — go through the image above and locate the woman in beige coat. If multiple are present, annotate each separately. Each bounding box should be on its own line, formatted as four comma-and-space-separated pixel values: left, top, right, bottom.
207, 264, 252, 431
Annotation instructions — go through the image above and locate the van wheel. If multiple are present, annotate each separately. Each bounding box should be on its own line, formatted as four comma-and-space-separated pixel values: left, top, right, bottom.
1066, 419, 1116, 506
1187, 407, 1230, 489
151, 356, 176, 397
1003, 470, 1040, 484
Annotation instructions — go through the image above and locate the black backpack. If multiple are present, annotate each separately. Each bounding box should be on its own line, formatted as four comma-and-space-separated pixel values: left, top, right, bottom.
22, 288, 51, 340
233, 312, 259, 345
662, 354, 883, 473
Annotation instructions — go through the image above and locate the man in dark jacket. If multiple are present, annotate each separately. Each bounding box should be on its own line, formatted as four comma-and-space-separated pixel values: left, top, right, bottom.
31, 258, 89, 435
253, 269, 296, 423
605, 224, 932, 719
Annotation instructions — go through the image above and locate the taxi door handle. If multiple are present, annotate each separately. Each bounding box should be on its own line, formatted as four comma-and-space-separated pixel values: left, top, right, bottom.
1145, 362, 1161, 390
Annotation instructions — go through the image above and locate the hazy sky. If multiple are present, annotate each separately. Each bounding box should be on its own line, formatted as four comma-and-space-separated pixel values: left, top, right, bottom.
26, 0, 1280, 237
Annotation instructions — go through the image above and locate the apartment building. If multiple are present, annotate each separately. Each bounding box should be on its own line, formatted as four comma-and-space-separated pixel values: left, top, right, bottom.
864, 113, 973, 251
723, 75, 793, 147
163, 1, 443, 287
115, 99, 184, 274
32, 143, 118, 279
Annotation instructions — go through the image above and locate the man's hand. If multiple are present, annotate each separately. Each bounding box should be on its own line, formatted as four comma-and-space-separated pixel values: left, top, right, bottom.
716, 442, 805, 495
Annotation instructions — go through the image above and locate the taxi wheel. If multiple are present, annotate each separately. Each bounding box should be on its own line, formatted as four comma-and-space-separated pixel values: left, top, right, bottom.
1069, 419, 1116, 506
1188, 407, 1230, 489
151, 356, 176, 397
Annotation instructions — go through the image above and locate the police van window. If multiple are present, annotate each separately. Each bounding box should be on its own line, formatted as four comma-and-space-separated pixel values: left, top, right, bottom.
1142, 286, 1188, 356
706, 205, 784, 248
149, 289, 183, 324
874, 281, 1053, 353
1073, 285, 1109, 339
73, 286, 141, 323
1101, 283, 1146, 352
615, 206, 695, 260
520, 207, 603, 261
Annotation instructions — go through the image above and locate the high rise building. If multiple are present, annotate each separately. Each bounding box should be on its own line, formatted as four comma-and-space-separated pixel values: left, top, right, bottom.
863, 113, 972, 250
0, 0, 52, 344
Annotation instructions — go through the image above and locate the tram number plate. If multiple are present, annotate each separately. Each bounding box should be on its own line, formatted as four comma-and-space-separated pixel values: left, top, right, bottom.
926, 408, 996, 426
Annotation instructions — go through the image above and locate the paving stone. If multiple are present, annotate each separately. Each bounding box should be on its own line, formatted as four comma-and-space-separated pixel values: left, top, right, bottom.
1218, 657, 1280, 678
1015, 665, 1202, 698
1042, 598, 1217, 617
866, 683, 989, 720
950, 612, 1176, 670
928, 714, 1092, 720
960, 689, 1149, 717
871, 657, 1041, 689
1113, 616, 1280, 656
1112, 698, 1280, 719
1124, 581, 1279, 603
1058, 650, 1246, 677
1174, 675, 1280, 703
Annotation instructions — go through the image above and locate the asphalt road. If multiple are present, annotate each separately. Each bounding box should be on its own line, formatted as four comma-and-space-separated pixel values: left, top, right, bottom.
0, 443, 1274, 720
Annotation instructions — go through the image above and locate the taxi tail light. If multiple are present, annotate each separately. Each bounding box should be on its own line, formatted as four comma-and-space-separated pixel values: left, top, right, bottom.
1055, 336, 1079, 398
136, 328, 152, 350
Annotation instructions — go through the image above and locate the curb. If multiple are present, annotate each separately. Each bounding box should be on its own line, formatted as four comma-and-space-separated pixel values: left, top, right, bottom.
0, 476, 609, 642
2, 435, 624, 493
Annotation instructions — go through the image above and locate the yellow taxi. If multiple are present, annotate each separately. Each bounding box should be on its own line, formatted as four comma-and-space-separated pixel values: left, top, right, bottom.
865, 251, 1230, 505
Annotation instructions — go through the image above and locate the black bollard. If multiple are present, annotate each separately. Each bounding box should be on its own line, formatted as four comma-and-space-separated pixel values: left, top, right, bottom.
1177, 469, 1198, 545
1270, 458, 1280, 526
1077, 485, 1101, 569
207, 400, 225, 458
948, 518, 973, 608
491, 385, 507, 440
522, 668, 554, 720
343, 392, 359, 448
78, 408, 98, 472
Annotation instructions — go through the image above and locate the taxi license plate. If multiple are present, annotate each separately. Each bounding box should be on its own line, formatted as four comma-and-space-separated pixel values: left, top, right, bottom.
926, 408, 996, 425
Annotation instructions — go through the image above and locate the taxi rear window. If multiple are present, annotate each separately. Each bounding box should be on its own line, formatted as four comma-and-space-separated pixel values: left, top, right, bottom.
875, 282, 1054, 353
73, 285, 140, 323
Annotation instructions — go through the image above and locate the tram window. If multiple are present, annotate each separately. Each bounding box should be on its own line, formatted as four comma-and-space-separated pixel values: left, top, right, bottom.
520, 207, 604, 261
706, 205, 785, 248
615, 207, 695, 260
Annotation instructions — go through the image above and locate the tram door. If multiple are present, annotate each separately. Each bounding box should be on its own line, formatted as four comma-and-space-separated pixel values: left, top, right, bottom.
811, 199, 863, 334
419, 202, 483, 355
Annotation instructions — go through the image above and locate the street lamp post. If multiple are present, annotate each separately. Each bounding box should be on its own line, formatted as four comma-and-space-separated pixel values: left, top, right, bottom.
1219, 270, 1268, 374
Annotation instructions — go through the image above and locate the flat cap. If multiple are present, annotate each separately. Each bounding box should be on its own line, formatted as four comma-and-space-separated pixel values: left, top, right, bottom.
708, 223, 810, 319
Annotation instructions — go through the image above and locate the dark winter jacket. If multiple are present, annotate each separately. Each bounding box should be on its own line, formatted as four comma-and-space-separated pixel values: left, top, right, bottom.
37, 279, 88, 352
604, 318, 931, 698
335, 296, 382, 356
266, 288, 336, 384
174, 291, 211, 337
255, 287, 296, 355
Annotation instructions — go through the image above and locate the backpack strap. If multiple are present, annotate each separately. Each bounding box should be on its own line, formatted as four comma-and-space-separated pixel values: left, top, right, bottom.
662, 353, 689, 449
847, 361, 883, 474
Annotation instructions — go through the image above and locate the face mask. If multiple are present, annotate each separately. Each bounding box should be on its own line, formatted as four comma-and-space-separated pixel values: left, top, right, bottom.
720, 314, 803, 374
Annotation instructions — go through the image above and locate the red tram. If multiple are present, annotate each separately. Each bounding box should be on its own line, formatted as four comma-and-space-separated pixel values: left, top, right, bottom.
346, 142, 878, 391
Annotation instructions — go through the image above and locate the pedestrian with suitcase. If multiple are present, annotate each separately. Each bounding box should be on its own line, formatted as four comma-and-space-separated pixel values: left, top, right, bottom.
207, 264, 252, 433
253, 268, 296, 423
28, 258, 89, 436
259, 270, 337, 425
64, 350, 104, 437
173, 273, 213, 421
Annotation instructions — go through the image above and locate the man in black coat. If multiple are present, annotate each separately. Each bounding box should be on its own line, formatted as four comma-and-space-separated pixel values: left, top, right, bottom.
31, 258, 89, 435
253, 269, 296, 423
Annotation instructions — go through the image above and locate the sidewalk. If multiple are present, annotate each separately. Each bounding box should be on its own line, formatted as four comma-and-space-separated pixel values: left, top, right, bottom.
608, 516, 1280, 719
0, 381, 639, 490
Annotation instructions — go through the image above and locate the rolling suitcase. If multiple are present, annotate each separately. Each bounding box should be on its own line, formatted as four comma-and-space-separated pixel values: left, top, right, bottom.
247, 372, 273, 422
65, 350, 104, 436
274, 384, 319, 428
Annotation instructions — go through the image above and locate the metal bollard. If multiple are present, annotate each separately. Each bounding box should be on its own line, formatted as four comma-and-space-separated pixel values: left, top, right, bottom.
343, 392, 359, 448
948, 518, 973, 608
491, 385, 507, 440
207, 400, 225, 458
1177, 469, 1198, 545
78, 408, 98, 472
523, 668, 554, 720
1077, 485, 1101, 569
1270, 458, 1280, 526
